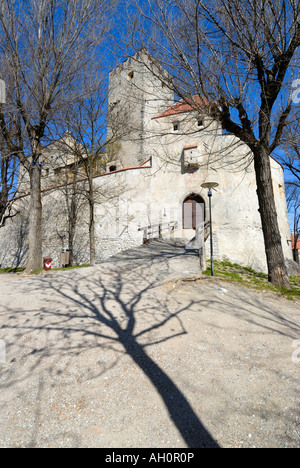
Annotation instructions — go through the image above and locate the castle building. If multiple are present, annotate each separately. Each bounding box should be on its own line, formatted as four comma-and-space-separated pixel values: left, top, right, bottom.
0, 51, 293, 272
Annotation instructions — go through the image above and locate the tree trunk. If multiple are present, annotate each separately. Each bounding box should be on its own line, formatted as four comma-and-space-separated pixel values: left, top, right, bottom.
88, 177, 95, 266
253, 146, 290, 288
68, 211, 75, 267
0, 187, 8, 226
25, 164, 43, 272
68, 181, 78, 267
293, 234, 299, 264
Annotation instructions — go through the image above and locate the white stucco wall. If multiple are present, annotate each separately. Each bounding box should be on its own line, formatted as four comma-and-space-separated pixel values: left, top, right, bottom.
89, 117, 293, 274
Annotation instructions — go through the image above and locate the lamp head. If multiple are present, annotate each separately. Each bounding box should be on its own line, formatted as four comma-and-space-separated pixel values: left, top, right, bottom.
201, 182, 219, 189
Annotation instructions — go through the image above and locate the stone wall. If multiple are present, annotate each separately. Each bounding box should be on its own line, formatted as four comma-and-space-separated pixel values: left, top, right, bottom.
0, 198, 29, 268
0, 171, 145, 269
0, 188, 90, 269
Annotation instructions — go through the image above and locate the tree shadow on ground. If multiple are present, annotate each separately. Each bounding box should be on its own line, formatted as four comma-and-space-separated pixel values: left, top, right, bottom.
1, 248, 219, 448
49, 269, 219, 447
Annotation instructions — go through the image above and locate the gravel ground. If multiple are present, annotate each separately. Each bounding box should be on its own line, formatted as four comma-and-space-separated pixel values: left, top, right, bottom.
0, 241, 299, 448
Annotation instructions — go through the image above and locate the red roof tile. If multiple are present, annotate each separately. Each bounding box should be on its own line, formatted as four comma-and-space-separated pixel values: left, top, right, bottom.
152, 95, 210, 119
183, 145, 198, 150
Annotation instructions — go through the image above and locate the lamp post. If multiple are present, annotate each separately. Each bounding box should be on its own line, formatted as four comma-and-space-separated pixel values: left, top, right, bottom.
201, 182, 219, 276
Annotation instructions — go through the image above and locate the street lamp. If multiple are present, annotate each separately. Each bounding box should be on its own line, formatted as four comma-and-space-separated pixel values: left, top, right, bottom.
201, 182, 219, 276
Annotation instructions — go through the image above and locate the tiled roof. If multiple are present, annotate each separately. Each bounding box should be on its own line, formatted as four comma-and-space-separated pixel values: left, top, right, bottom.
152, 95, 210, 119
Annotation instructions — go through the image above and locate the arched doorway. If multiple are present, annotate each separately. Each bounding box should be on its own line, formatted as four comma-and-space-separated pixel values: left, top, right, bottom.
182, 194, 205, 229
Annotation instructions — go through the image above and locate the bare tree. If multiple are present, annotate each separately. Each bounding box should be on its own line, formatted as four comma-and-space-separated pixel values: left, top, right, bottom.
57, 70, 132, 266
56, 153, 86, 267
287, 186, 300, 262
62, 77, 107, 265
280, 115, 300, 189
0, 0, 115, 272
126, 0, 300, 287
280, 116, 300, 262
0, 79, 19, 226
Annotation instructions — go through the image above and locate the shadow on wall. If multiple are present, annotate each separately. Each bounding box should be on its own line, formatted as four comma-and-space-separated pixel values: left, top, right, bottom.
0, 213, 29, 268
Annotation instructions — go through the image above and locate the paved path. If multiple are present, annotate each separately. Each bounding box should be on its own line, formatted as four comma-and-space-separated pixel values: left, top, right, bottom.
0, 241, 299, 448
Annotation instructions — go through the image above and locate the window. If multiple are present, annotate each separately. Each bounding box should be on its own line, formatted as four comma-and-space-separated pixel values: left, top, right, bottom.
278, 184, 284, 198
128, 71, 134, 80
110, 100, 120, 109
109, 165, 117, 172
197, 119, 204, 127
173, 122, 180, 132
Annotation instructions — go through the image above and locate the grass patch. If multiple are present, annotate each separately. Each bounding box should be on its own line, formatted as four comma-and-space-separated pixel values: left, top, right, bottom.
0, 264, 91, 274
203, 260, 300, 300
29, 268, 44, 275
52, 264, 90, 271
0, 266, 25, 274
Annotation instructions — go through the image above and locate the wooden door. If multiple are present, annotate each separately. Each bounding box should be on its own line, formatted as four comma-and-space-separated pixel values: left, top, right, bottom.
183, 197, 204, 229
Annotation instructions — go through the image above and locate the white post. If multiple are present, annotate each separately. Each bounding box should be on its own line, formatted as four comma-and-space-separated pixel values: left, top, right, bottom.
0, 79, 6, 104
0, 340, 6, 364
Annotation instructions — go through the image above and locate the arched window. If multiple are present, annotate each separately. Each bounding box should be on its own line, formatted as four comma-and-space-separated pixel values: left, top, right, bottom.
182, 195, 205, 229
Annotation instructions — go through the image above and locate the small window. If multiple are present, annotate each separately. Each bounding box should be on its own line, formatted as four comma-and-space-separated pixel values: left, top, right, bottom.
128, 71, 134, 80
278, 184, 284, 198
197, 119, 204, 127
173, 122, 180, 132
110, 100, 120, 109
109, 165, 117, 172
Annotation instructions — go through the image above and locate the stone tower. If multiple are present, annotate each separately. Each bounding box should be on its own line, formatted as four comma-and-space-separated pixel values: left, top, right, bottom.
107, 50, 174, 167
